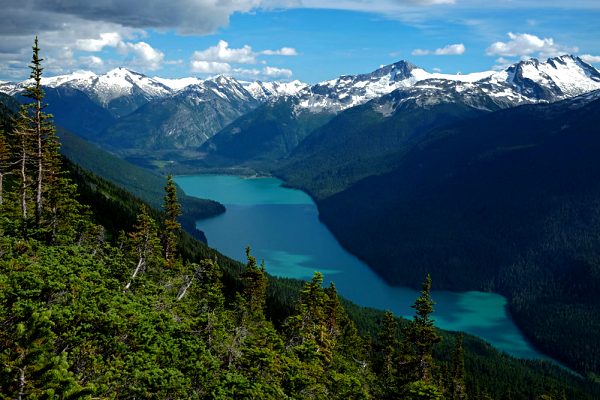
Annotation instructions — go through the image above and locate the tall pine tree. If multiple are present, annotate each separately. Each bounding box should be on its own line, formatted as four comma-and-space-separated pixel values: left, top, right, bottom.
163, 174, 181, 268
450, 333, 467, 400
402, 274, 441, 383
9, 37, 81, 242
0, 130, 10, 206
125, 205, 162, 290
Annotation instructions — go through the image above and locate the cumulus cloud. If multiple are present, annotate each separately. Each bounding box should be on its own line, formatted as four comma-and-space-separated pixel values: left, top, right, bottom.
191, 60, 232, 74
192, 40, 257, 65
75, 32, 122, 52
74, 32, 165, 70
189, 40, 296, 79
79, 55, 104, 68
580, 54, 600, 64
412, 43, 465, 56
486, 32, 578, 58
262, 66, 293, 78
119, 41, 164, 70
191, 41, 298, 66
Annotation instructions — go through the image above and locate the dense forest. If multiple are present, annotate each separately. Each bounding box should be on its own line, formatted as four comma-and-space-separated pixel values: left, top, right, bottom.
275, 90, 600, 379
1, 39, 599, 399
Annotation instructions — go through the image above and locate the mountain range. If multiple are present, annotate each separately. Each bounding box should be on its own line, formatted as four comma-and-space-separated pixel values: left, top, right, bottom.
2, 55, 599, 171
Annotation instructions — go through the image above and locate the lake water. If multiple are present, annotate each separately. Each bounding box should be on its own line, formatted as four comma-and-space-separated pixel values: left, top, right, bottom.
175, 174, 550, 360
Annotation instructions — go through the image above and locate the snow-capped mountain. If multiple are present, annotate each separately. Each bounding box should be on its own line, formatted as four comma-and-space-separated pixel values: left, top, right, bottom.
288, 55, 600, 114
0, 68, 173, 117
0, 69, 305, 118
200, 55, 600, 169
289, 60, 496, 113
2, 55, 599, 160
100, 74, 260, 151
243, 80, 309, 101
152, 76, 204, 91
479, 55, 600, 104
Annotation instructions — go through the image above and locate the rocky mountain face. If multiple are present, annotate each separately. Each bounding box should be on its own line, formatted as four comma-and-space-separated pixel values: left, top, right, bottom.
101, 76, 260, 151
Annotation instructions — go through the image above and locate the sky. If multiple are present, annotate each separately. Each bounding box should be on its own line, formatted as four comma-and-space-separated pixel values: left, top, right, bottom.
1, 1, 600, 83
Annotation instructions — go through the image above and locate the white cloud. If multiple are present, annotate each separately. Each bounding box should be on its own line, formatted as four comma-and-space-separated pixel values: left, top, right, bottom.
412, 43, 465, 56
74, 32, 165, 70
435, 43, 465, 55
75, 32, 122, 51
262, 66, 293, 78
189, 41, 296, 79
580, 54, 600, 64
260, 47, 298, 56
492, 57, 514, 71
190, 60, 232, 74
119, 41, 164, 70
191, 40, 298, 66
411, 49, 429, 56
233, 66, 293, 79
192, 40, 257, 64
486, 32, 578, 58
79, 55, 104, 68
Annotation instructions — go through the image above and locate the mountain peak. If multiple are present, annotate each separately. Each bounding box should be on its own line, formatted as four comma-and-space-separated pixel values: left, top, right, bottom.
105, 67, 142, 76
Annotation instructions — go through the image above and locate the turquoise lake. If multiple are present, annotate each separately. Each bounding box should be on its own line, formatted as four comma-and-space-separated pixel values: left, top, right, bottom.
175, 174, 550, 361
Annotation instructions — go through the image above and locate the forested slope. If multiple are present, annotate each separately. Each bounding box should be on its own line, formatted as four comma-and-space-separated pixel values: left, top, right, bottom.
314, 94, 600, 377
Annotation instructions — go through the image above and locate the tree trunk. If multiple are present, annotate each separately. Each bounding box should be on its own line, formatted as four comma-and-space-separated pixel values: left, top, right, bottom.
20, 148, 27, 220
18, 366, 25, 400
125, 257, 144, 290
35, 101, 42, 223
176, 274, 194, 301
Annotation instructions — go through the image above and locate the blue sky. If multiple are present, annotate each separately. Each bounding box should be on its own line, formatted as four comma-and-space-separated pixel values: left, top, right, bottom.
1, 1, 600, 83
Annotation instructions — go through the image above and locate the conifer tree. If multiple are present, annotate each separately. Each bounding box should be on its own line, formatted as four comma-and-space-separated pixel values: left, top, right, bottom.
377, 311, 399, 380
286, 272, 333, 363
0, 130, 11, 205
240, 246, 268, 319
125, 205, 162, 290
163, 174, 181, 268
10, 37, 76, 241
13, 102, 34, 225
403, 274, 441, 382
21, 37, 61, 225
450, 333, 467, 400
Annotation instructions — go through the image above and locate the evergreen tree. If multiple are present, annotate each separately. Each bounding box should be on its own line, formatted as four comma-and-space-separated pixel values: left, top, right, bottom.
0, 130, 11, 206
285, 272, 335, 365
377, 311, 398, 380
240, 246, 268, 319
12, 101, 34, 226
163, 174, 181, 268
9, 37, 81, 242
125, 205, 162, 290
402, 274, 441, 383
21, 37, 61, 225
450, 333, 467, 400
